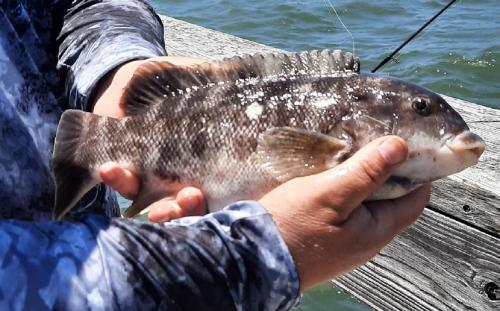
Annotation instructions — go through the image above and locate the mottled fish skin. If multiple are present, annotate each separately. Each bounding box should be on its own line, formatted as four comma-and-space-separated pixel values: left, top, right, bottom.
52, 50, 485, 219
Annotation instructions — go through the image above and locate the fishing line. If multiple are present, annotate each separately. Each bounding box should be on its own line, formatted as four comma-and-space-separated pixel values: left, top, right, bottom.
372, 0, 458, 73
322, 0, 355, 58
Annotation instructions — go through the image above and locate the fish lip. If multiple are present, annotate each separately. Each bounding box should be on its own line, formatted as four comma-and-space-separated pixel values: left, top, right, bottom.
445, 131, 486, 158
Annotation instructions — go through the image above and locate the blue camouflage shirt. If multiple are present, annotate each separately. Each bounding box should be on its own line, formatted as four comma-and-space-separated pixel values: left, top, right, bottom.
0, 0, 300, 309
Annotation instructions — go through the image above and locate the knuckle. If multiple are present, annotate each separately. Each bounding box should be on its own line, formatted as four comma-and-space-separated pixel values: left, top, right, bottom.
357, 157, 387, 186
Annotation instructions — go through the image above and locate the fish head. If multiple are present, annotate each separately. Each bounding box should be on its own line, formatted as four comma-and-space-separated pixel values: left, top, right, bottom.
390, 80, 485, 184
339, 74, 485, 188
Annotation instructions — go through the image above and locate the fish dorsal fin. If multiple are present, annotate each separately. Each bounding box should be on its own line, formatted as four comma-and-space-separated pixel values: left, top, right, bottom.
257, 127, 350, 182
121, 50, 360, 115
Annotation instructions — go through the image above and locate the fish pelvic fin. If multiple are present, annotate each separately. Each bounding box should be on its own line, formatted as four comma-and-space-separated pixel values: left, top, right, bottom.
122, 187, 160, 218
52, 110, 102, 220
123, 188, 155, 218
121, 50, 360, 115
122, 177, 182, 218
257, 127, 349, 182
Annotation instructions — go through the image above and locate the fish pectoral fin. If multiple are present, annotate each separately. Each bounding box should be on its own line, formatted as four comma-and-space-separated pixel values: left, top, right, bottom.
257, 127, 349, 182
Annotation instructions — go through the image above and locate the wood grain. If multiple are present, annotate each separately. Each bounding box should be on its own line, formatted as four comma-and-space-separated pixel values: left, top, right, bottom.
162, 16, 282, 60
431, 179, 500, 238
334, 208, 500, 311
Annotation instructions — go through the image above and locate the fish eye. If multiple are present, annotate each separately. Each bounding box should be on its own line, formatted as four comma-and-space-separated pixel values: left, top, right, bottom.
412, 98, 432, 116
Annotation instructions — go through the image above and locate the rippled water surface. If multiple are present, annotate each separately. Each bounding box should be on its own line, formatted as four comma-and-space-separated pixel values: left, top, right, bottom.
147, 1, 499, 309
153, 0, 499, 109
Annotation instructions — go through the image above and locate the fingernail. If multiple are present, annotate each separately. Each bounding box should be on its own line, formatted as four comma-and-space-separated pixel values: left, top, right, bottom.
378, 137, 407, 165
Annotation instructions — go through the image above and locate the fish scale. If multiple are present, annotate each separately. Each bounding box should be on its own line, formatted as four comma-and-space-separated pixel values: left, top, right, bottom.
51, 50, 485, 220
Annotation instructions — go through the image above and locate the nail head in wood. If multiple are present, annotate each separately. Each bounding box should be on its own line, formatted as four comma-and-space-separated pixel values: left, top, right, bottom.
484, 282, 500, 301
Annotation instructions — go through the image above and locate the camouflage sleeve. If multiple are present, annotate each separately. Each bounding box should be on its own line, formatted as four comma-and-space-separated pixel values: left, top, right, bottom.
0, 201, 301, 310
56, 0, 167, 111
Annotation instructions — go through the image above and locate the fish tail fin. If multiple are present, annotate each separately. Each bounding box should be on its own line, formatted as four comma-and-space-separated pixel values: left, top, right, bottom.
52, 110, 103, 220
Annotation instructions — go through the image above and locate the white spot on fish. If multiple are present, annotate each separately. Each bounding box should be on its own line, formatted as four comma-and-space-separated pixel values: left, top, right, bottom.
246, 102, 263, 120
352, 111, 363, 120
312, 98, 337, 108
341, 115, 351, 121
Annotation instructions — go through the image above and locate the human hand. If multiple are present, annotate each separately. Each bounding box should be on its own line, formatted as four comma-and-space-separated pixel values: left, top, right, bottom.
99, 163, 207, 222
92, 56, 208, 222
259, 136, 430, 290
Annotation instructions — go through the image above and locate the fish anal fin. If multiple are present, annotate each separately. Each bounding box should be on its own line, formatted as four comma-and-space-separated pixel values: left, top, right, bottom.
257, 127, 349, 182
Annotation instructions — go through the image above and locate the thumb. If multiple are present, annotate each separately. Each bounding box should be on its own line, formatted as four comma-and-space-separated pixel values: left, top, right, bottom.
313, 136, 408, 214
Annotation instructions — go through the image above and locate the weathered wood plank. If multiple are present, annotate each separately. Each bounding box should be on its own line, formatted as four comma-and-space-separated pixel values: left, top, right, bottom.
431, 179, 500, 238
162, 16, 282, 60
334, 208, 500, 311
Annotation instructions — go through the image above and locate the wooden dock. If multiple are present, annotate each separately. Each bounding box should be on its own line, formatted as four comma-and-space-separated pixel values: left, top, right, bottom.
160, 16, 500, 310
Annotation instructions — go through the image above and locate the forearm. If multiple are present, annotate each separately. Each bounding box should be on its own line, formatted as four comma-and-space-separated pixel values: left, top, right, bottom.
56, 0, 167, 112
0, 202, 300, 310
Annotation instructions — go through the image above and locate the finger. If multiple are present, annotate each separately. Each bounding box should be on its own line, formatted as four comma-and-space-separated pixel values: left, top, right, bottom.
148, 188, 207, 223
99, 163, 139, 199
148, 199, 184, 223
176, 187, 207, 217
365, 183, 431, 244
339, 184, 430, 256
375, 183, 430, 232
312, 136, 408, 215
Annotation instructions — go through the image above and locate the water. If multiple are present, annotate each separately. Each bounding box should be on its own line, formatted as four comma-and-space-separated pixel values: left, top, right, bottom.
152, 0, 499, 109
145, 1, 499, 309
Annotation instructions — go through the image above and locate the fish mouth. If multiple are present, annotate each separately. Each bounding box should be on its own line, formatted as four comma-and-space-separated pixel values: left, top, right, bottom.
445, 131, 486, 166
392, 130, 485, 186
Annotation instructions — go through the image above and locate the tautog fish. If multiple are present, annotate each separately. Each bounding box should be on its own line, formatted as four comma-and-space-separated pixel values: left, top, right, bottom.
52, 50, 485, 220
